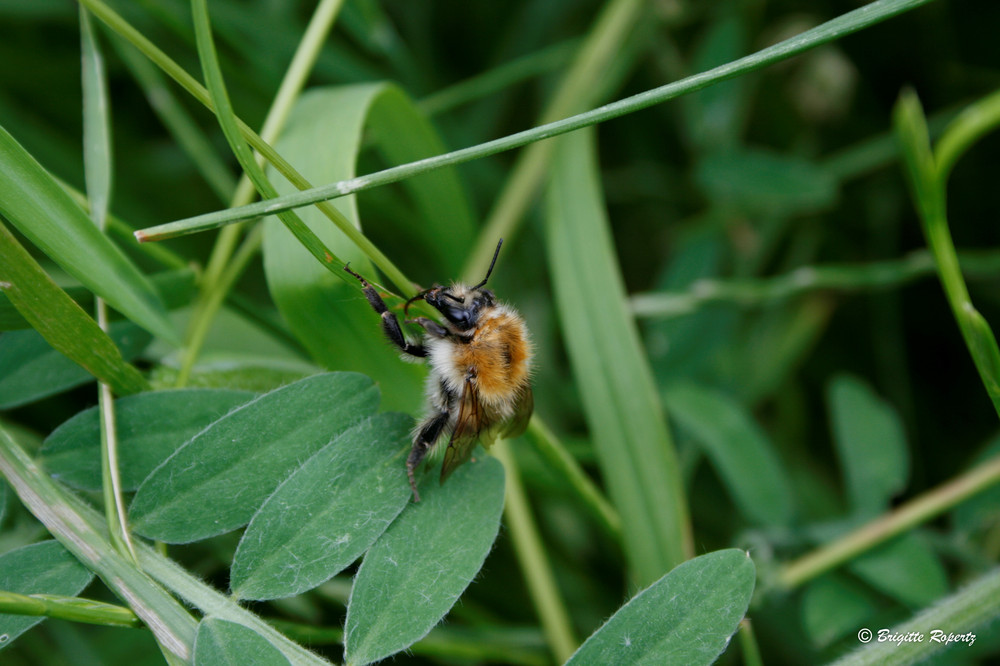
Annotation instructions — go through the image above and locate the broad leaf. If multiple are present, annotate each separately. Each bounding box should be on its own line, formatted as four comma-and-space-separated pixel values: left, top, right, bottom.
343, 456, 505, 666
41, 388, 256, 491
827, 374, 908, 515
848, 533, 947, 608
802, 574, 879, 648
193, 618, 292, 666
664, 382, 793, 526
0, 541, 95, 650
130, 373, 379, 543
566, 549, 755, 665
231, 413, 412, 601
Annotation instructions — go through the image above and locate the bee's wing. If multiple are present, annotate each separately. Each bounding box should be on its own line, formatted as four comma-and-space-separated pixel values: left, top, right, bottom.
440, 377, 484, 483
500, 385, 533, 439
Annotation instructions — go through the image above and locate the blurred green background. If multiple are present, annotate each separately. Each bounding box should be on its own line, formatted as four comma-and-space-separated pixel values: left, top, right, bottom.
2, 0, 1000, 663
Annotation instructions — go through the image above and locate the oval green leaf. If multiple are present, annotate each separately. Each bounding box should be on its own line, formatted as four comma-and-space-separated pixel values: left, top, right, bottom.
41, 388, 256, 491
343, 456, 505, 666
827, 374, 908, 516
0, 321, 150, 409
848, 533, 947, 608
0, 124, 177, 344
193, 618, 292, 666
129, 372, 379, 543
566, 549, 755, 666
231, 412, 412, 601
664, 382, 794, 526
0, 540, 95, 651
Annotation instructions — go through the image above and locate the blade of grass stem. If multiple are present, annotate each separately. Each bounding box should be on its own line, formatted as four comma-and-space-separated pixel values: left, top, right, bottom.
894, 89, 1000, 418
176, 0, 344, 387
78, 0, 414, 296
831, 565, 1000, 666
776, 455, 1000, 591
0, 590, 142, 628
0, 426, 197, 662
463, 0, 646, 280
81, 4, 137, 563
145, 0, 939, 243
0, 221, 149, 396
630, 249, 1000, 319
525, 416, 622, 542
492, 440, 577, 662
935, 87, 1000, 184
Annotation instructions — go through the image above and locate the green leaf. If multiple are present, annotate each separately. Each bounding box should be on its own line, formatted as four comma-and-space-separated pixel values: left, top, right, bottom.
41, 388, 256, 491
263, 84, 475, 412
802, 574, 879, 648
664, 382, 794, 526
0, 321, 150, 409
343, 456, 505, 666
129, 373, 379, 543
827, 374, 908, 515
231, 413, 412, 601
848, 533, 948, 608
565, 549, 755, 666
0, 222, 150, 399
695, 149, 838, 215
0, 540, 95, 651
0, 124, 177, 344
193, 618, 292, 666
546, 128, 689, 585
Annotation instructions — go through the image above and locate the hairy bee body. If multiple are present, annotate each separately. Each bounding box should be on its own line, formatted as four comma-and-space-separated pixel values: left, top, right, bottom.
345, 240, 533, 501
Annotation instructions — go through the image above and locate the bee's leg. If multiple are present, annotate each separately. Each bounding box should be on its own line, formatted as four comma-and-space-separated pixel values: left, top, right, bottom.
406, 316, 452, 340
344, 265, 427, 358
407, 410, 449, 502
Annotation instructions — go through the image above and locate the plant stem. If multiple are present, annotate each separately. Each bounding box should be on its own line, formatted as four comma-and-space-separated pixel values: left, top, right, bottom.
140, 0, 939, 242
630, 250, 1000, 319
0, 590, 143, 628
0, 426, 197, 662
492, 440, 578, 663
832, 566, 1000, 666
526, 416, 622, 542
777, 455, 1000, 590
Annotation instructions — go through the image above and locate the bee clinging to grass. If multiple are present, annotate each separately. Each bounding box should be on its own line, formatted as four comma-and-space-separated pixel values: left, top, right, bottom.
345, 239, 533, 501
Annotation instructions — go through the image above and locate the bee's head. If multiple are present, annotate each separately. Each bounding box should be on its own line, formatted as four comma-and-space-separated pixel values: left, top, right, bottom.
424, 285, 496, 330
404, 239, 504, 330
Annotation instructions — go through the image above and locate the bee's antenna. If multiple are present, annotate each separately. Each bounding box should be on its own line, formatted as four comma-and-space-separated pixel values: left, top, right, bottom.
404, 288, 433, 316
471, 238, 503, 290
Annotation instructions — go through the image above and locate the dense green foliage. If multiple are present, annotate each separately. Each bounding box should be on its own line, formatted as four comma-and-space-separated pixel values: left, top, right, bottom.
1, 0, 1000, 664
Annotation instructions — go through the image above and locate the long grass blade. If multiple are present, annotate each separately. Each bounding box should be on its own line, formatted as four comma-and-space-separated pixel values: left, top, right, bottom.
141, 0, 938, 240
546, 129, 691, 586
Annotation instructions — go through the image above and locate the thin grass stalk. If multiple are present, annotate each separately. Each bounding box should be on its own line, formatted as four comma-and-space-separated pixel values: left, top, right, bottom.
175, 0, 344, 387
492, 440, 578, 662
80, 4, 137, 562
140, 0, 939, 243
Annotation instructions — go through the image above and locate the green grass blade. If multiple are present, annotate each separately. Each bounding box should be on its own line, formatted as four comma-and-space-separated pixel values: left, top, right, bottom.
0, 221, 149, 397
546, 129, 690, 585
0, 426, 199, 662
0, 125, 177, 344
343, 457, 505, 666
146, 0, 939, 238
80, 6, 111, 229
832, 565, 1000, 666
194, 618, 292, 666
230, 414, 412, 601
894, 89, 1000, 418
0, 541, 94, 650
566, 549, 755, 665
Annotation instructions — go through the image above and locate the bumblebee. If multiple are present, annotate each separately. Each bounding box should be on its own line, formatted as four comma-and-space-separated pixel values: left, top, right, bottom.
345, 239, 533, 501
